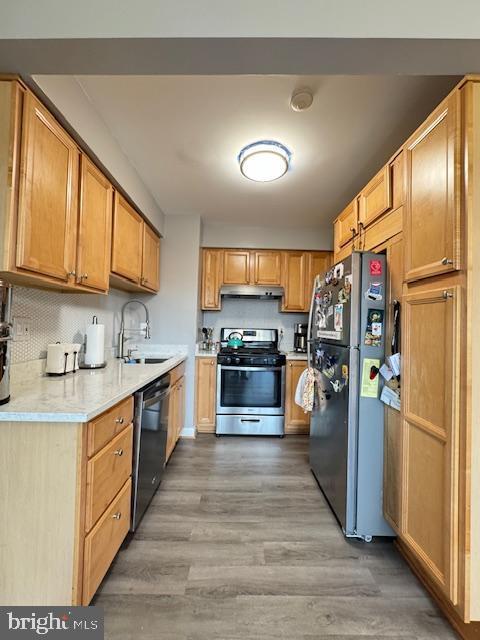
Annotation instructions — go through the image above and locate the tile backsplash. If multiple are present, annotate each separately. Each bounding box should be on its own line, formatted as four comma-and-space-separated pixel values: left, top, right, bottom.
9, 285, 142, 363
202, 298, 308, 352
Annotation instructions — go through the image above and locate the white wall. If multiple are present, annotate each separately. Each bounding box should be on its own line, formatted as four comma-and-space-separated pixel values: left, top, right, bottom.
143, 214, 202, 432
33, 75, 165, 234
201, 221, 333, 250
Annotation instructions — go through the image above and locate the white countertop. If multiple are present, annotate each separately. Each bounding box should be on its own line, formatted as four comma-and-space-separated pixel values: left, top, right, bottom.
285, 352, 308, 361
0, 348, 188, 423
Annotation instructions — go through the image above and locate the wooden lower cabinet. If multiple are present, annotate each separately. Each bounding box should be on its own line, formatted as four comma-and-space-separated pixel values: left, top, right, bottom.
402, 285, 460, 603
285, 360, 310, 434
167, 374, 186, 461
195, 357, 217, 432
82, 478, 131, 605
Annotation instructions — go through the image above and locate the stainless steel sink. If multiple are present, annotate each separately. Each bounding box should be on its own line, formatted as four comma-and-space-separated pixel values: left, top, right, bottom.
133, 357, 169, 364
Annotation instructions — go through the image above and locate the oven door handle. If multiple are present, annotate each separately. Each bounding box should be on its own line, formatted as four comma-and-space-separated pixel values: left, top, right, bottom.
219, 366, 284, 372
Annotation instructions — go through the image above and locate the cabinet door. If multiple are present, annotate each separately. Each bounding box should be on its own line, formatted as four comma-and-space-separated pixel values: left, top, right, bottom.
195, 358, 217, 432
141, 224, 160, 292
306, 251, 332, 308
336, 199, 358, 248
76, 156, 113, 292
285, 360, 310, 434
166, 381, 178, 461
111, 193, 143, 284
282, 251, 308, 312
252, 250, 282, 285
17, 93, 79, 282
402, 286, 460, 602
201, 248, 223, 310
382, 236, 403, 532
390, 150, 405, 211
176, 377, 185, 439
358, 165, 392, 229
223, 250, 250, 285
404, 94, 461, 282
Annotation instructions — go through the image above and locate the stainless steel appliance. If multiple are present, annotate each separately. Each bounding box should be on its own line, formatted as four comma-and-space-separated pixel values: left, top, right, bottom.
0, 281, 12, 405
131, 373, 170, 531
308, 252, 394, 541
293, 323, 308, 353
216, 328, 286, 436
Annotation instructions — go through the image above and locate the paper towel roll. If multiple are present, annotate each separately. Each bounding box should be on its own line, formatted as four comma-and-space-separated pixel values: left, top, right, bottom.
85, 316, 105, 366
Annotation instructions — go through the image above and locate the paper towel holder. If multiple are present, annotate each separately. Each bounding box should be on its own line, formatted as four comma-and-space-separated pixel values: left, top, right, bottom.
79, 315, 107, 370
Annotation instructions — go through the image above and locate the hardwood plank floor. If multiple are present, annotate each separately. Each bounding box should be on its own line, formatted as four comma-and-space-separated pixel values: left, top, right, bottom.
94, 435, 456, 639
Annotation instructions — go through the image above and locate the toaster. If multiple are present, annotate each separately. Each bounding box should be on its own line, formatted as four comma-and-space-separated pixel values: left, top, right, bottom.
45, 343, 81, 376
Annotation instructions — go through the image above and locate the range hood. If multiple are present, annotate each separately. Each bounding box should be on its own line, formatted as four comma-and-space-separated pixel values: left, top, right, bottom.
220, 284, 284, 300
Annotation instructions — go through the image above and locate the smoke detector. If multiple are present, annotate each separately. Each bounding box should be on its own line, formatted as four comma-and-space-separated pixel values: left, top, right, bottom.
290, 89, 314, 112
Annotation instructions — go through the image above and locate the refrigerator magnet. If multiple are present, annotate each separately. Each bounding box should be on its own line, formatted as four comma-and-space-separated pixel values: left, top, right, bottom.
369, 259, 383, 276
365, 282, 383, 301
327, 305, 334, 318
341, 364, 349, 380
364, 309, 384, 346
334, 304, 343, 331
334, 262, 344, 279
360, 358, 381, 397
338, 287, 349, 304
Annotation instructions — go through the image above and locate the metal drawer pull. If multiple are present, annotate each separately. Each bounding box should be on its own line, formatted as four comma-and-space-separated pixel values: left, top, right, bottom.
115, 417, 124, 424
240, 418, 261, 423
441, 257, 454, 265
114, 448, 124, 456
443, 291, 454, 299
112, 512, 122, 520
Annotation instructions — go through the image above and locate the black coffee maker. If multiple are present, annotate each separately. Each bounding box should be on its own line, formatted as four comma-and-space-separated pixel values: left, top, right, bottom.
293, 323, 307, 353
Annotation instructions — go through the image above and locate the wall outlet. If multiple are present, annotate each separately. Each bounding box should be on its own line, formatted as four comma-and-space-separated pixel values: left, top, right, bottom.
13, 316, 32, 342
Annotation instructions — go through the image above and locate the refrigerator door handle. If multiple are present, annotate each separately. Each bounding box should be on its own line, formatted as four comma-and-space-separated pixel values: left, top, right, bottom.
307, 275, 320, 368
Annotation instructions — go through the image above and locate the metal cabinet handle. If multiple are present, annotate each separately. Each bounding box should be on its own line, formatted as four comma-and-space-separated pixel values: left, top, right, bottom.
112, 512, 122, 520
441, 257, 454, 266
443, 290, 454, 299
82, 273, 88, 280
67, 270, 76, 277
115, 417, 124, 424
114, 448, 124, 456
141, 277, 149, 285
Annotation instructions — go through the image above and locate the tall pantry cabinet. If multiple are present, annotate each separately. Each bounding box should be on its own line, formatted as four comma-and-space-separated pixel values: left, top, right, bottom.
396, 79, 480, 635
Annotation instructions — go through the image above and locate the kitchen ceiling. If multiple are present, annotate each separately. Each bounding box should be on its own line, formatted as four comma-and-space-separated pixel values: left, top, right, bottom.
73, 74, 458, 228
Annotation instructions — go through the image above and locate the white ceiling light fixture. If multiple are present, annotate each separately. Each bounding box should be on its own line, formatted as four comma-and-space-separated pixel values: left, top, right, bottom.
238, 140, 291, 182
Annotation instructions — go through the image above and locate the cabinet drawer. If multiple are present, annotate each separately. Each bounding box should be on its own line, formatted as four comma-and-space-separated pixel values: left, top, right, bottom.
170, 361, 186, 386
87, 396, 134, 457
82, 478, 131, 605
85, 425, 133, 531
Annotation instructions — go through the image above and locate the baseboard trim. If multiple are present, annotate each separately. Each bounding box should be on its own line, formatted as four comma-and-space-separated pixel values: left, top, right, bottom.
180, 426, 196, 439
396, 539, 480, 640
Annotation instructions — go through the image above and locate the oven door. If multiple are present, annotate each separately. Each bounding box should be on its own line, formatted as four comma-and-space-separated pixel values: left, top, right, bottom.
217, 365, 285, 415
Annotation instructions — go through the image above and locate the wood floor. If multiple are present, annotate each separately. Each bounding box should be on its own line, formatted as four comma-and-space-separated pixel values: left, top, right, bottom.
94, 435, 456, 639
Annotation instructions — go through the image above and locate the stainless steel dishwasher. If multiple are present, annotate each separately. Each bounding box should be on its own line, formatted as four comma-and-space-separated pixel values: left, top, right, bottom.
131, 373, 171, 531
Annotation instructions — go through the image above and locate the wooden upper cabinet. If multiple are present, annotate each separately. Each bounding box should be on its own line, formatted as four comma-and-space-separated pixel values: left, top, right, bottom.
404, 93, 461, 282
111, 193, 143, 284
390, 150, 405, 211
336, 198, 359, 248
251, 250, 282, 285
282, 251, 308, 312
307, 251, 332, 303
141, 224, 160, 292
223, 250, 250, 285
76, 155, 113, 292
358, 165, 392, 230
402, 286, 460, 603
16, 92, 79, 282
201, 248, 223, 310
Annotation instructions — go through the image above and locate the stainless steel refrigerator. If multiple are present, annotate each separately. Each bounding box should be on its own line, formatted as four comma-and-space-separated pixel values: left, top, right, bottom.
308, 252, 394, 541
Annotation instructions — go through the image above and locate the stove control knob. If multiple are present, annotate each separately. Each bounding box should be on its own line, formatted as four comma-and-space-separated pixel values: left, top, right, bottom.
264, 358, 268, 364
234, 357, 241, 365
225, 357, 232, 365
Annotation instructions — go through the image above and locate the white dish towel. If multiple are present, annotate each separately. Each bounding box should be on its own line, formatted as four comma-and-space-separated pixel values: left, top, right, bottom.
295, 367, 318, 413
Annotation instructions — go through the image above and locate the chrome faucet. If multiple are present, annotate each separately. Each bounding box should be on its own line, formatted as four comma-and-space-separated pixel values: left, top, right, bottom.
117, 300, 151, 359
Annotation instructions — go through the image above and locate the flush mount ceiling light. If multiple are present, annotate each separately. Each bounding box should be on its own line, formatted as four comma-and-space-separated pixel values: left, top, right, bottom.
238, 140, 291, 182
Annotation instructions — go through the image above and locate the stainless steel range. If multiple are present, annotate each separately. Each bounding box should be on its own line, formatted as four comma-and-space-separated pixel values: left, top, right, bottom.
216, 328, 286, 436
